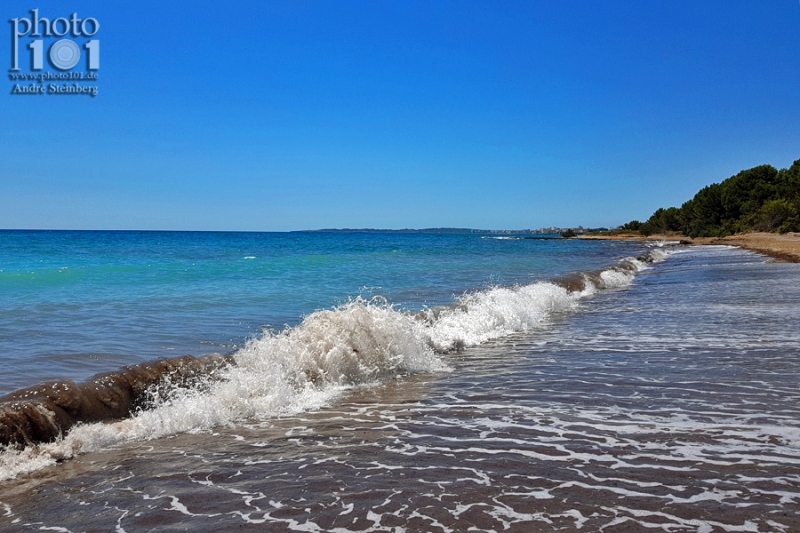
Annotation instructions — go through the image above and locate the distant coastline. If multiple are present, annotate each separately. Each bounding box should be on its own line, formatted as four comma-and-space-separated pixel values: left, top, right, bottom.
0, 227, 600, 235
304, 226, 607, 235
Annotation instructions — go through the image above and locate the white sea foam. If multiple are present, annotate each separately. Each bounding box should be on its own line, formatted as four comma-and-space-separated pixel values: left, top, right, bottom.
0, 252, 662, 481
425, 282, 583, 351
1, 300, 448, 477
599, 269, 634, 289
422, 253, 662, 353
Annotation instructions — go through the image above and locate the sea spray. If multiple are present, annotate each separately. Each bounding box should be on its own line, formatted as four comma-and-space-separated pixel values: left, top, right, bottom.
425, 282, 581, 351
0, 249, 666, 481
424, 252, 658, 351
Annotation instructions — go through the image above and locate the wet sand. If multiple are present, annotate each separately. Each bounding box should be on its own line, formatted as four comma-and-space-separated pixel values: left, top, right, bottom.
2, 246, 799, 532
579, 231, 800, 262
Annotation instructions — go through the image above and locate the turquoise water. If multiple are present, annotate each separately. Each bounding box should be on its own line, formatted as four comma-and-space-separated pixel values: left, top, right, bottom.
2, 233, 800, 531
0, 230, 643, 394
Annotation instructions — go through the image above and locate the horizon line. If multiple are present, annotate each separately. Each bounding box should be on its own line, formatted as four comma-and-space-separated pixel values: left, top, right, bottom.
0, 226, 605, 234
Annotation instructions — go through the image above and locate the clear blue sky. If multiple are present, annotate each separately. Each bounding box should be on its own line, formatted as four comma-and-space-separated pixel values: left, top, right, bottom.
2, 1, 799, 231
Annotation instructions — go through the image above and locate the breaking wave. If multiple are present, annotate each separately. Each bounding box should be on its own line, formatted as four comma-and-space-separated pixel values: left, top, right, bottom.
0, 250, 664, 481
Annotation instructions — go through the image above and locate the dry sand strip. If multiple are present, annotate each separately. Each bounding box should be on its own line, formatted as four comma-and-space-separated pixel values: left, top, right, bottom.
578, 232, 800, 263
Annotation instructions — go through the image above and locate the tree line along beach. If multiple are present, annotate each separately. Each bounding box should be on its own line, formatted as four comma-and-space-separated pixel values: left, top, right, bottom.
578, 157, 800, 263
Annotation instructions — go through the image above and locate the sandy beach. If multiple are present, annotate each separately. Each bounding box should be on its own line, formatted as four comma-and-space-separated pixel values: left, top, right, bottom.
580, 231, 800, 263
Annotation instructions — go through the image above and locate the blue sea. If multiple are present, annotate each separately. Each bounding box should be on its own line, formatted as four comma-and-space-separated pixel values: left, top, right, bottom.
0, 230, 641, 393
1, 230, 799, 532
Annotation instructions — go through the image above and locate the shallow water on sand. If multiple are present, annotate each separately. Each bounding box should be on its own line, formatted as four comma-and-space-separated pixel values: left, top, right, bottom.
1, 245, 799, 532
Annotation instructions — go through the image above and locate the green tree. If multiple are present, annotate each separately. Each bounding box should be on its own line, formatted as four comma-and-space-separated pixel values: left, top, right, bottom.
747, 199, 799, 233
620, 220, 642, 231
632, 158, 800, 238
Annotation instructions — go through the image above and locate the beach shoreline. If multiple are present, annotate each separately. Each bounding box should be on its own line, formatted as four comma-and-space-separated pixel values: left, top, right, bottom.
579, 231, 800, 263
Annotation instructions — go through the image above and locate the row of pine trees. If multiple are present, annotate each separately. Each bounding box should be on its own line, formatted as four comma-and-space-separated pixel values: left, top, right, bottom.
621, 159, 800, 238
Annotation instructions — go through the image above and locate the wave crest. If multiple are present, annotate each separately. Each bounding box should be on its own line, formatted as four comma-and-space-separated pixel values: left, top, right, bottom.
0, 249, 668, 480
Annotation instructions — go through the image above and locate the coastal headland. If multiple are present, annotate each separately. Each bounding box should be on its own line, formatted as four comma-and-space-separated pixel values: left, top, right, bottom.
579, 231, 800, 263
